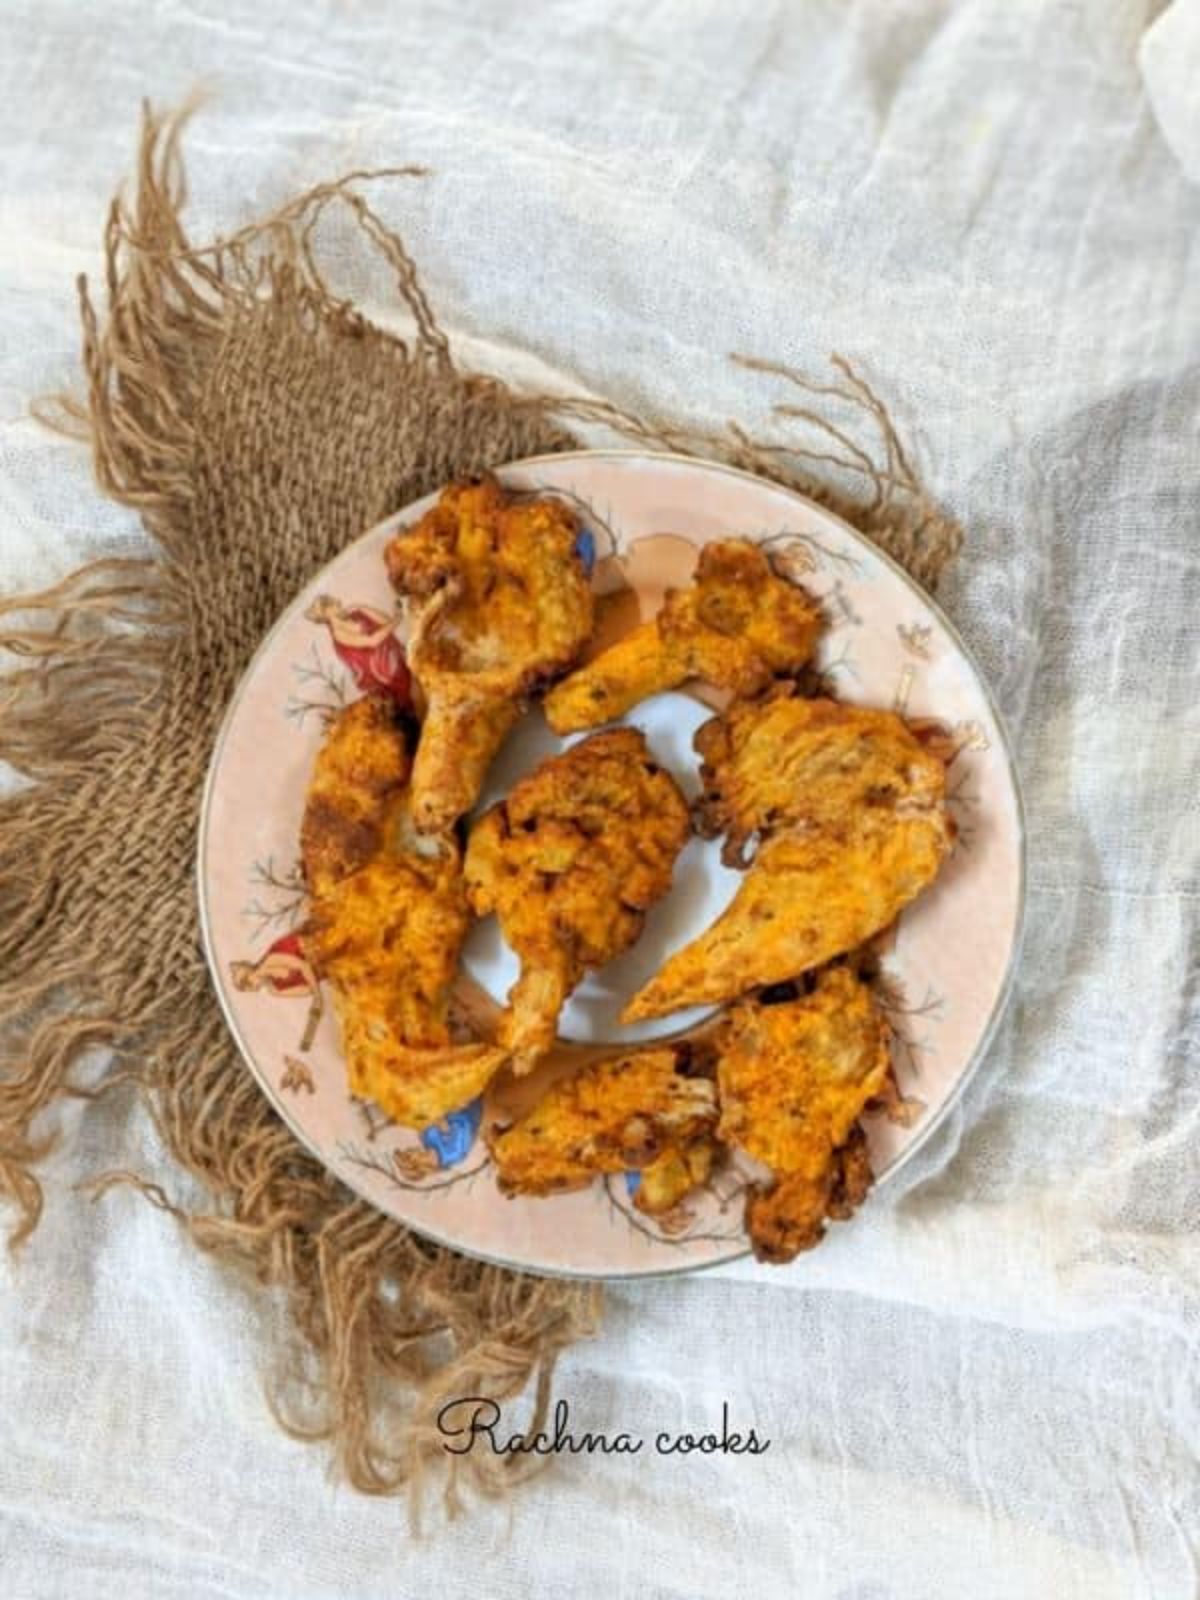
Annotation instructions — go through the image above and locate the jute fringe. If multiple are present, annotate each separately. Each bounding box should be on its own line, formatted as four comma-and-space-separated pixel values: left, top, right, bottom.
0, 102, 960, 1517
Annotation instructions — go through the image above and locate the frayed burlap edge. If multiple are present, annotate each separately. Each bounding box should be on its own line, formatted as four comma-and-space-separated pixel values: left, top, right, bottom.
0, 102, 960, 1520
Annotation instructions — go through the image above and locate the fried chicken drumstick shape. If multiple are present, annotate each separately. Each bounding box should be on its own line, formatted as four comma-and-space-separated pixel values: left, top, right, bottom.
464, 728, 691, 1072
385, 477, 595, 833
300, 696, 507, 1127
623, 694, 954, 1021
542, 538, 822, 734
716, 967, 890, 1262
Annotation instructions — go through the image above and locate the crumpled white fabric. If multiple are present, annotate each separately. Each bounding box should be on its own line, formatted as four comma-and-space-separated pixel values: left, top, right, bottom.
1, 2, 1197, 1596
1140, 0, 1200, 182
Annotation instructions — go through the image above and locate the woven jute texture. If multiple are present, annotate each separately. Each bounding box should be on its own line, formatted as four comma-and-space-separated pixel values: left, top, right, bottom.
0, 105, 961, 1515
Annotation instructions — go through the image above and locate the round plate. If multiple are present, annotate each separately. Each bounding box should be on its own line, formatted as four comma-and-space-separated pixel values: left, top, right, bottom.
198, 451, 1025, 1279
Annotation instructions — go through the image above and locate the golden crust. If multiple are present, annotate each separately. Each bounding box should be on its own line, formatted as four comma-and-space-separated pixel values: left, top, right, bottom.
464, 728, 691, 1070
624, 813, 949, 1019
301, 697, 506, 1128
716, 968, 890, 1169
543, 539, 821, 734
716, 969, 889, 1262
744, 1127, 873, 1264
488, 1047, 717, 1197
340, 1030, 507, 1131
385, 477, 594, 831
307, 848, 469, 1052
299, 696, 411, 896
632, 1137, 719, 1216
695, 692, 949, 863
623, 696, 952, 1020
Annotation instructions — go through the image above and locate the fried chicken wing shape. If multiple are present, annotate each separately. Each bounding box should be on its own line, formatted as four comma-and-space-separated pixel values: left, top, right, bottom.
301, 697, 506, 1128
716, 967, 889, 1262
385, 476, 594, 832
623, 694, 952, 1020
542, 539, 822, 734
464, 728, 691, 1070
489, 1046, 717, 1198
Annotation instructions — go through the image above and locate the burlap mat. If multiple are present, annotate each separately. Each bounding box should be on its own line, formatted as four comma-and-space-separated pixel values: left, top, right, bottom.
0, 105, 960, 1515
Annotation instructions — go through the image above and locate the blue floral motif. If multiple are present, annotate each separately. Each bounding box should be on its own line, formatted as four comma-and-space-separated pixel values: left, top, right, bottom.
420, 1097, 483, 1168
623, 1170, 642, 1197
574, 528, 597, 576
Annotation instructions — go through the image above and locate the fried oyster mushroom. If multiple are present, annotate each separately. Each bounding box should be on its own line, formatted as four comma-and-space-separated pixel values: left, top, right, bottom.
464, 728, 691, 1072
543, 538, 822, 734
489, 1046, 718, 1208
300, 696, 505, 1128
633, 1136, 721, 1218
385, 476, 595, 833
744, 1129, 874, 1264
716, 967, 890, 1263
623, 694, 953, 1021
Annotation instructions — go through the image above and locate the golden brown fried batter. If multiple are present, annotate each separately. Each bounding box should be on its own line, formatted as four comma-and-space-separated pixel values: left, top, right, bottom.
464, 728, 691, 1070
488, 1047, 717, 1197
716, 968, 889, 1262
717, 968, 889, 1170
695, 693, 950, 864
385, 476, 594, 832
744, 1127, 873, 1264
623, 695, 952, 1020
300, 694, 411, 895
543, 539, 821, 734
301, 697, 505, 1128
633, 1137, 720, 1217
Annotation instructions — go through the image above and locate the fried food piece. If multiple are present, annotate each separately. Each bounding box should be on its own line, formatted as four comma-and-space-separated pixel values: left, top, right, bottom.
717, 968, 889, 1170
386, 476, 594, 831
300, 694, 412, 894
633, 1137, 719, 1216
301, 697, 505, 1128
624, 819, 948, 1020
623, 696, 952, 1020
489, 1047, 717, 1196
716, 968, 889, 1262
745, 1128, 873, 1264
465, 728, 691, 1070
695, 693, 949, 864
543, 539, 821, 734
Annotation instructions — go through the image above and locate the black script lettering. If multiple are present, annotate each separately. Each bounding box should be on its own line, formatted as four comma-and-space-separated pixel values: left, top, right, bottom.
437, 1395, 502, 1455
656, 1403, 772, 1456
439, 1395, 646, 1457
554, 1400, 644, 1455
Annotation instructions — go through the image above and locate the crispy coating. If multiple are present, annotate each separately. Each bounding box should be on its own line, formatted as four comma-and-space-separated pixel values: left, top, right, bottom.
744, 1127, 873, 1264
623, 695, 951, 1020
488, 1047, 717, 1196
543, 539, 821, 734
717, 968, 889, 1169
301, 697, 505, 1128
623, 817, 948, 1020
695, 693, 949, 864
465, 728, 691, 1070
386, 477, 594, 831
716, 968, 889, 1262
300, 695, 411, 895
633, 1137, 719, 1216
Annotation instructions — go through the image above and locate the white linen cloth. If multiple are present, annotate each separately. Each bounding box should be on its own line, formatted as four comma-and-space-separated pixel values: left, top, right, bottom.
1, 2, 1197, 1595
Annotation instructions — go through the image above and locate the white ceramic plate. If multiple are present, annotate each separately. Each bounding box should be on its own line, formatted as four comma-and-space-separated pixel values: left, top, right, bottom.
198, 452, 1025, 1279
